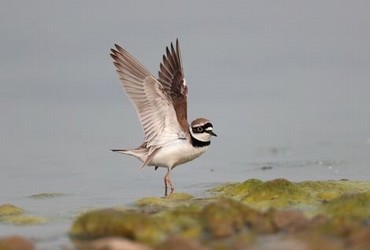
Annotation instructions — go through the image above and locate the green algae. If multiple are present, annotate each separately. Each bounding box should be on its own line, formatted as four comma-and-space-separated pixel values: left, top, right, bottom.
70, 208, 163, 244
0, 204, 23, 216
241, 179, 311, 208
70, 178, 370, 249
1, 215, 47, 225
320, 191, 370, 220
202, 197, 273, 238
0, 204, 47, 225
136, 192, 194, 213
214, 178, 370, 212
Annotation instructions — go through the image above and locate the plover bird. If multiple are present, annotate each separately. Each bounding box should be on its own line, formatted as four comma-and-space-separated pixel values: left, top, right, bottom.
110, 40, 217, 195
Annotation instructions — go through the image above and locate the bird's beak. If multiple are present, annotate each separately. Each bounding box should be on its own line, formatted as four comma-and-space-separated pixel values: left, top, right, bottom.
209, 131, 217, 137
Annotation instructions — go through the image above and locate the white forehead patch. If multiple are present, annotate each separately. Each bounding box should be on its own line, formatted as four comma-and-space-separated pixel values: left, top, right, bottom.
183, 79, 187, 87
205, 127, 213, 131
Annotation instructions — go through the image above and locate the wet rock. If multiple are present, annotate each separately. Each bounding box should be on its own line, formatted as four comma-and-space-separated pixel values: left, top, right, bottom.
136, 192, 194, 214
1, 215, 46, 225
157, 236, 208, 250
70, 179, 370, 249
202, 198, 274, 238
0, 204, 23, 216
70, 208, 162, 245
0, 204, 46, 225
215, 179, 370, 212
202, 198, 249, 238
75, 237, 152, 250
0, 235, 34, 250
215, 179, 311, 209
290, 232, 345, 250
253, 236, 308, 250
347, 227, 370, 250
242, 179, 308, 208
272, 209, 309, 232
156, 205, 203, 240
320, 191, 370, 220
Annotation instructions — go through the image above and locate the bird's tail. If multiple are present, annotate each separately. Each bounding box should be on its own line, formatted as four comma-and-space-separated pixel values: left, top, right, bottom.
111, 149, 128, 153
111, 148, 148, 162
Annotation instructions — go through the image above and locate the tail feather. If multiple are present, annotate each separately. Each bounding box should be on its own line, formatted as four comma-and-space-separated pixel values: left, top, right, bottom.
111, 147, 148, 162
111, 149, 128, 153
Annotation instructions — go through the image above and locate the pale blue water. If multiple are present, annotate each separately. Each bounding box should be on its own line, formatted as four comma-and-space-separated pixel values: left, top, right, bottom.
1, 1, 370, 248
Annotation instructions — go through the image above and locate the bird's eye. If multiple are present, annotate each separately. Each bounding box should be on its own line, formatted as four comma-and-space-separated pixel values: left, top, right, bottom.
197, 127, 204, 132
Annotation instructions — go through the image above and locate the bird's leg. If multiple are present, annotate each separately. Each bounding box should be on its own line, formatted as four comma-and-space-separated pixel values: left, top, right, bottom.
164, 168, 174, 196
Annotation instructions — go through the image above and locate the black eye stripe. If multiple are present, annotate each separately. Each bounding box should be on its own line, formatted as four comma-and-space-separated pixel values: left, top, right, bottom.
203, 123, 213, 129
192, 123, 213, 133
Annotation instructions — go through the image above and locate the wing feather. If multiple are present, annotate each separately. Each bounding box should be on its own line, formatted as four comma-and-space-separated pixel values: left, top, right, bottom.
158, 39, 188, 132
111, 44, 182, 148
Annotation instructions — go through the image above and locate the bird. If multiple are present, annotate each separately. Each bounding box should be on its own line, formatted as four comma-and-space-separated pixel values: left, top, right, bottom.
110, 39, 217, 195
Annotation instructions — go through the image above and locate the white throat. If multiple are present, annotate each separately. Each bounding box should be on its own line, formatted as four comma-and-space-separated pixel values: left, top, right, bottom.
190, 129, 212, 142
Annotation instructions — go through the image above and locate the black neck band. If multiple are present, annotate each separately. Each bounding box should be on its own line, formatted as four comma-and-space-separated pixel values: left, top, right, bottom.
191, 134, 211, 148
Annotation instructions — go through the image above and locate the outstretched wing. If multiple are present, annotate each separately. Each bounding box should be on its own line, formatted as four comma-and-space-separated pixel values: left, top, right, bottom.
158, 39, 189, 132
111, 44, 182, 149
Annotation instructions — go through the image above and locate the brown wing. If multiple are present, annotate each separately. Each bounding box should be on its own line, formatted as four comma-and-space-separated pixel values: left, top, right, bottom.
158, 39, 189, 132
111, 44, 183, 150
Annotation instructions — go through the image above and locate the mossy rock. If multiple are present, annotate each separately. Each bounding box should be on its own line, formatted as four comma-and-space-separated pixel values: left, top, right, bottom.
136, 192, 195, 214
70, 178, 370, 249
320, 191, 370, 220
1, 215, 46, 225
202, 197, 274, 238
0, 204, 23, 216
215, 179, 370, 211
0, 204, 46, 225
70, 208, 164, 244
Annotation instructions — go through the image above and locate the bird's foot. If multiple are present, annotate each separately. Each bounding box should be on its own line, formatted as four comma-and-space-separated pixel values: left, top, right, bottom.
164, 174, 175, 196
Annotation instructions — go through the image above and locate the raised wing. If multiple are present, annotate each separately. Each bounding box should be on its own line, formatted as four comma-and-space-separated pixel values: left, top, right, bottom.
111, 44, 182, 149
158, 39, 189, 132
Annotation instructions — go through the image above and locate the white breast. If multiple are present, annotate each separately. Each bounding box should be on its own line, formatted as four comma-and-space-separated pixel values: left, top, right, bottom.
148, 139, 208, 169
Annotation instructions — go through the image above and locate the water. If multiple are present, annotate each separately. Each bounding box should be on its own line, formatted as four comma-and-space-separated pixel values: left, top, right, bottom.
1, 1, 370, 248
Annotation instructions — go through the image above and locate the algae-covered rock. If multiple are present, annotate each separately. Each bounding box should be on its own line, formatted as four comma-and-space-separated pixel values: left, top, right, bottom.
136, 192, 194, 213
215, 179, 370, 212
70, 208, 163, 244
70, 178, 370, 250
0, 204, 23, 216
202, 198, 273, 238
1, 215, 47, 225
320, 191, 370, 220
241, 179, 310, 208
0, 204, 46, 225
215, 179, 312, 209
155, 205, 203, 240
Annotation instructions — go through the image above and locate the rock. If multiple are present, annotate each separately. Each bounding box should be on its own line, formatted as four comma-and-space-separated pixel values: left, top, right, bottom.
0, 204, 23, 216
0, 236, 34, 250
75, 237, 152, 250
272, 209, 309, 232
0, 204, 46, 225
70, 208, 162, 245
158, 236, 208, 250
320, 191, 370, 220
348, 227, 370, 250
69, 179, 370, 250
202, 198, 274, 238
136, 192, 194, 214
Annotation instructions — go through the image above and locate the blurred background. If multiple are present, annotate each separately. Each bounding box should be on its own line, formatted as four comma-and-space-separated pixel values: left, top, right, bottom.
1, 0, 369, 245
